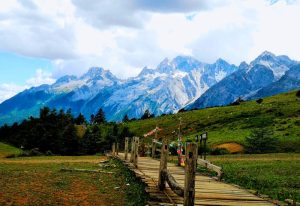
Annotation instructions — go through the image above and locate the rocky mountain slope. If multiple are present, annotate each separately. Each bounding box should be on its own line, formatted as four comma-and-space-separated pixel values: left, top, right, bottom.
0, 56, 237, 124
188, 51, 299, 109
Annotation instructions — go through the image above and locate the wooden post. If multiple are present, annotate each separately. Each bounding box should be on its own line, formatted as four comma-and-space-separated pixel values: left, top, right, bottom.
112, 143, 115, 156
125, 137, 129, 160
178, 118, 182, 166
116, 142, 119, 155
203, 138, 207, 160
199, 137, 203, 159
147, 144, 151, 157
184, 143, 197, 206
152, 125, 158, 158
152, 139, 156, 158
133, 137, 139, 168
130, 137, 135, 163
158, 137, 168, 190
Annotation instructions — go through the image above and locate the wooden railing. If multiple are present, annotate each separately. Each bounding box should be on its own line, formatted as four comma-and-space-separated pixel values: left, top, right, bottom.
153, 138, 223, 181
111, 138, 197, 206
157, 137, 197, 206
197, 158, 223, 180
111, 137, 222, 206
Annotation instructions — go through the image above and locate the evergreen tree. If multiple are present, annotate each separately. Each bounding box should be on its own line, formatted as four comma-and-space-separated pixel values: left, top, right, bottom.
81, 126, 102, 154
90, 114, 95, 124
122, 114, 129, 122
296, 90, 300, 97
94, 108, 106, 124
75, 113, 86, 125
141, 109, 151, 119
40, 107, 50, 119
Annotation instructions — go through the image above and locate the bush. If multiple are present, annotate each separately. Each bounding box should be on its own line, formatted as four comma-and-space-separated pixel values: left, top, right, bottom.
178, 108, 187, 113
296, 90, 300, 97
230, 97, 245, 106
210, 148, 230, 155
256, 98, 263, 104
245, 129, 279, 154
46, 150, 54, 156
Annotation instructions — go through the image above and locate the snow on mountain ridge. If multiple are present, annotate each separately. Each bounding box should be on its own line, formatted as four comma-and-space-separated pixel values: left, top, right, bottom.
0, 55, 243, 124
250, 50, 296, 80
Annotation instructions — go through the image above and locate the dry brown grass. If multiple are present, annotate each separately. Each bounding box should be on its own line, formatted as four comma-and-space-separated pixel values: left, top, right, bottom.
214, 142, 244, 153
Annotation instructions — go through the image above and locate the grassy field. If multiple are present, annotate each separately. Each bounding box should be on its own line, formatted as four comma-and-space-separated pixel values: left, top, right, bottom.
0, 144, 148, 206
205, 153, 300, 202
1, 144, 299, 205
125, 90, 300, 152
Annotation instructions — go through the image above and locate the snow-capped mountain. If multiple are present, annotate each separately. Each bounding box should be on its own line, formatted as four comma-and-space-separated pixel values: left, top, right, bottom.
1, 51, 298, 125
250, 51, 295, 80
0, 56, 237, 125
250, 64, 300, 99
188, 51, 299, 110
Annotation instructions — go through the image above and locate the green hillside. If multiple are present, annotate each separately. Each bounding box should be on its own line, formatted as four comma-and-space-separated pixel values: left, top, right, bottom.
125, 90, 300, 152
0, 142, 22, 158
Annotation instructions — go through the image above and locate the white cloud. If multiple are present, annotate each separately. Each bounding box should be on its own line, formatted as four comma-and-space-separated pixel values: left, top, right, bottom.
0, 0, 77, 59
0, 0, 300, 80
0, 83, 27, 103
0, 69, 56, 103
26, 69, 56, 86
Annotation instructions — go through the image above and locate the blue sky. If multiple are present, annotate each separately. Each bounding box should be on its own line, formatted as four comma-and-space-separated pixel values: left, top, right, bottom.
0, 0, 299, 103
0, 51, 54, 85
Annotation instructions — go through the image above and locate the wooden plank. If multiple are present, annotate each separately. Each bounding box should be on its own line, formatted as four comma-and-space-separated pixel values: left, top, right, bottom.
116, 154, 274, 206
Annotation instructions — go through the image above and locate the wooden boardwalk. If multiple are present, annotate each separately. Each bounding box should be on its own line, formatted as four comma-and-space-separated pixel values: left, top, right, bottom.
117, 153, 274, 206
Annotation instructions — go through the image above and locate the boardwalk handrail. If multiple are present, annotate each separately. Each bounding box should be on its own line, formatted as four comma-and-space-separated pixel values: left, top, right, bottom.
158, 137, 197, 206
161, 169, 184, 196
158, 138, 184, 196
197, 158, 223, 180
152, 138, 223, 181
115, 139, 272, 206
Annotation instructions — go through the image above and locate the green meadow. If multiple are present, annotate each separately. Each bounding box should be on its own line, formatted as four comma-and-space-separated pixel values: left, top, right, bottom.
126, 90, 300, 152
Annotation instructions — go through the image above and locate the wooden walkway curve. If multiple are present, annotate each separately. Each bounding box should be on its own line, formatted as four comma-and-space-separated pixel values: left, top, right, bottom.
117, 153, 274, 206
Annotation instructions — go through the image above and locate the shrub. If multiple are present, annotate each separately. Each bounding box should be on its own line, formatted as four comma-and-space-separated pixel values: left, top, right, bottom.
230, 97, 245, 106
245, 129, 279, 154
46, 150, 54, 156
178, 108, 187, 113
256, 98, 263, 104
296, 90, 300, 97
295, 120, 300, 126
210, 148, 230, 155
275, 111, 284, 117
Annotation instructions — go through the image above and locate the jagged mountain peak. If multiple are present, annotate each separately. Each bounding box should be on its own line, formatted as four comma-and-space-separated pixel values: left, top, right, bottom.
259, 50, 276, 57
81, 67, 105, 79
138, 66, 155, 77
215, 58, 228, 64
171, 55, 203, 72
158, 58, 170, 66
172, 55, 198, 63
2, 51, 297, 125
251, 51, 276, 64
54, 75, 77, 85
80, 67, 119, 82
250, 51, 296, 79
213, 58, 233, 68
156, 57, 174, 74
238, 61, 249, 70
